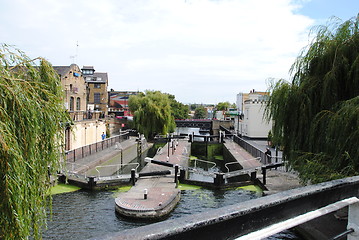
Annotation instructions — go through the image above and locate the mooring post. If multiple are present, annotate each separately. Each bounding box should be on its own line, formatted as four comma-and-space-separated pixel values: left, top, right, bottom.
261, 166, 267, 185
144, 189, 148, 200
174, 164, 179, 183
131, 169, 136, 186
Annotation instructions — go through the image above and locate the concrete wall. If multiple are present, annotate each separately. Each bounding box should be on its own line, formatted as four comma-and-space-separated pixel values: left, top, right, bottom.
69, 120, 107, 150
212, 120, 233, 135
241, 101, 272, 138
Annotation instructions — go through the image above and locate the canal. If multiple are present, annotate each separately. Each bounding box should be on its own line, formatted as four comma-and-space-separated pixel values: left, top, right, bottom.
43, 128, 303, 239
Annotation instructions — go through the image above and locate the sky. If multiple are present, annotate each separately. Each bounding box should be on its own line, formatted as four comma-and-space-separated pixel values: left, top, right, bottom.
1, 0, 358, 104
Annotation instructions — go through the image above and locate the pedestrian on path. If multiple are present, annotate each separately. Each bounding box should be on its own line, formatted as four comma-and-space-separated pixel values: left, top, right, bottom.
101, 132, 106, 141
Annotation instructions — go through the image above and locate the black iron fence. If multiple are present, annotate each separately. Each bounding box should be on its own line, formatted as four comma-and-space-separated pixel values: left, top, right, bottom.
65, 130, 135, 162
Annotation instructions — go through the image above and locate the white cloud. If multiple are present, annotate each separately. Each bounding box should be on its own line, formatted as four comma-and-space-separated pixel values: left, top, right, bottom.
0, 0, 314, 103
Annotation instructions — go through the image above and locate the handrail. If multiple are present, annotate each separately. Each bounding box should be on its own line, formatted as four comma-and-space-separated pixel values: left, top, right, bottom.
66, 163, 90, 178
191, 159, 216, 169
224, 157, 261, 173
236, 197, 359, 240
95, 163, 140, 179
156, 147, 163, 155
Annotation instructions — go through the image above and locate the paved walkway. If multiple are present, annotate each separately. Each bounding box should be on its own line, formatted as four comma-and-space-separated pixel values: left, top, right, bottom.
115, 139, 191, 219
66, 137, 140, 175
224, 139, 262, 169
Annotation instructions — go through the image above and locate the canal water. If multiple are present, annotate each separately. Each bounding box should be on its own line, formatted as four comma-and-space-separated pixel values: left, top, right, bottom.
43, 188, 302, 240
42, 127, 303, 239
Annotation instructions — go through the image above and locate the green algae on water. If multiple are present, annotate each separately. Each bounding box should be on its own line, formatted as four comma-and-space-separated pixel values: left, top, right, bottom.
237, 185, 263, 193
112, 185, 132, 197
50, 184, 81, 195
178, 183, 202, 190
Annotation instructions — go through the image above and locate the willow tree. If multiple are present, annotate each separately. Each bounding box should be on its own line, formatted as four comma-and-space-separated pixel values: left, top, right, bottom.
0, 45, 69, 239
266, 15, 359, 184
128, 90, 175, 139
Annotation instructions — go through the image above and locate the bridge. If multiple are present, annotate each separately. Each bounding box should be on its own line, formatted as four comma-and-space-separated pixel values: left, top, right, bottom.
175, 119, 212, 130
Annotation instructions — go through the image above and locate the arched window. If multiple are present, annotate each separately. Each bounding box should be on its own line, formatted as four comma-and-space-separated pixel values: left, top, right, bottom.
76, 97, 81, 111
70, 97, 74, 111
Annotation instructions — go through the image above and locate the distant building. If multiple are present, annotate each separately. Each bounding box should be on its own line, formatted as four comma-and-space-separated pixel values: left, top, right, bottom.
82, 66, 108, 115
108, 90, 139, 117
236, 90, 272, 139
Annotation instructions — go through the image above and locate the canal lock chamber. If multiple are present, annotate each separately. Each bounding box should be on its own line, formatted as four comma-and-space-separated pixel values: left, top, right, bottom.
188, 142, 261, 188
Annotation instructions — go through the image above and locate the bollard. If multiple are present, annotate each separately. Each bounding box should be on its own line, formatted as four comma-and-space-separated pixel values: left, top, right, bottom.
214, 173, 225, 186
144, 189, 148, 199
261, 166, 267, 185
88, 176, 96, 189
131, 169, 136, 186
174, 165, 179, 183
250, 171, 257, 182
179, 169, 186, 183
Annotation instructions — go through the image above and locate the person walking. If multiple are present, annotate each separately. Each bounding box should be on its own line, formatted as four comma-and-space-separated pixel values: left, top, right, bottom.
265, 147, 272, 164
101, 132, 106, 141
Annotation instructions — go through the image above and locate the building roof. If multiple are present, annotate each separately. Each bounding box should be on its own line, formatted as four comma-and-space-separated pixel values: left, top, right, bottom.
53, 64, 80, 77
85, 72, 108, 83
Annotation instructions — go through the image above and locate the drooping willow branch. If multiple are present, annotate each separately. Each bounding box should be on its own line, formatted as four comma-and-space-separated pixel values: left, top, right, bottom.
0, 44, 70, 240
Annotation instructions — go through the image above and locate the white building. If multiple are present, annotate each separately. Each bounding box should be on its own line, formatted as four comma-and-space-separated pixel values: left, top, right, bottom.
236, 90, 272, 139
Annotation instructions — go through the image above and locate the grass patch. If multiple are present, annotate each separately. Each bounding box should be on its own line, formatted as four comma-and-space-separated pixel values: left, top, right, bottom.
50, 184, 81, 195
178, 183, 202, 190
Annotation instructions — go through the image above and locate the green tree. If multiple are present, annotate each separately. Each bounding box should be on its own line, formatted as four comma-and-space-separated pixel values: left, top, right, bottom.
129, 90, 175, 139
266, 16, 359, 183
194, 106, 207, 119
216, 101, 230, 111
167, 94, 189, 119
0, 45, 69, 239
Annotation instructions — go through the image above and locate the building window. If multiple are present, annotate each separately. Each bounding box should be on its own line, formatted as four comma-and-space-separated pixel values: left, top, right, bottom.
76, 97, 81, 110
94, 93, 101, 103
70, 97, 74, 111
94, 83, 101, 89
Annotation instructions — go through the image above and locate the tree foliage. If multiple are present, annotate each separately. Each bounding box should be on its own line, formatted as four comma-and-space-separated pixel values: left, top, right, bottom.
216, 101, 231, 111
266, 16, 359, 183
128, 90, 175, 139
0, 45, 69, 239
167, 94, 189, 119
194, 106, 207, 119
